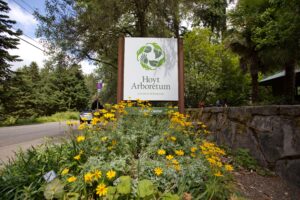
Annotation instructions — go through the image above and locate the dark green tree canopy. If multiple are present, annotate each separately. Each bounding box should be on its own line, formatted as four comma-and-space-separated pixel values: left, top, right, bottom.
0, 0, 22, 82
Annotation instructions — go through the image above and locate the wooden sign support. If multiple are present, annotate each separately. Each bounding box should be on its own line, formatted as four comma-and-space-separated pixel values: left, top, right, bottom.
117, 37, 185, 113
178, 39, 185, 113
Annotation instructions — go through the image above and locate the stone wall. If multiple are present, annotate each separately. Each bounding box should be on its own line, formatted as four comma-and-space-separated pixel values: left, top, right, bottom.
187, 106, 300, 189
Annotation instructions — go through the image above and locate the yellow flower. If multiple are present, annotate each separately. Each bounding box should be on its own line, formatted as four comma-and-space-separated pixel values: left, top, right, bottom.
190, 147, 197, 153
106, 169, 116, 180
112, 140, 117, 146
61, 168, 69, 175
166, 155, 174, 160
104, 113, 115, 119
96, 183, 108, 196
66, 121, 72, 126
107, 146, 113, 151
93, 169, 102, 180
74, 154, 81, 160
157, 149, 166, 155
170, 136, 177, 141
175, 150, 184, 156
172, 159, 179, 165
225, 164, 234, 171
173, 164, 181, 171
67, 176, 77, 182
154, 167, 163, 176
84, 172, 93, 183
78, 123, 87, 130
101, 136, 108, 142
190, 153, 196, 158
76, 135, 85, 142
214, 171, 223, 177
207, 157, 216, 165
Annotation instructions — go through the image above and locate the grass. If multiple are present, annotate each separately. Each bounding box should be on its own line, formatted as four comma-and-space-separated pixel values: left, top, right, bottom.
0, 111, 79, 127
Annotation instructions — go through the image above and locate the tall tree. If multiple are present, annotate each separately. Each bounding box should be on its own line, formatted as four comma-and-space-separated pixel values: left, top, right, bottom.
0, 0, 22, 120
0, 0, 22, 82
226, 0, 269, 103
253, 0, 300, 103
187, 0, 233, 38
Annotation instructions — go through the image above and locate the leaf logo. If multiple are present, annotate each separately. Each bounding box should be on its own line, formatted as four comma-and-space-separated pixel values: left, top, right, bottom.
137, 43, 166, 70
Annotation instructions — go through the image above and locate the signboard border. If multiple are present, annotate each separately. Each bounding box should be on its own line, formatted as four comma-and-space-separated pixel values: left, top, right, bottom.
117, 37, 184, 113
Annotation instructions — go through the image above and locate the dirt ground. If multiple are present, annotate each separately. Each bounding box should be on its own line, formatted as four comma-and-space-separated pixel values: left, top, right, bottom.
234, 169, 300, 200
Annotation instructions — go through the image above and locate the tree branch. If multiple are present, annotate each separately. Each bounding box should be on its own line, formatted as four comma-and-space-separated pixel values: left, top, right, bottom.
84, 53, 117, 70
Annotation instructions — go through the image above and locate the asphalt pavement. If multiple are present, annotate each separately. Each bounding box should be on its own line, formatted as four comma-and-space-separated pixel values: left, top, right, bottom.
0, 122, 77, 164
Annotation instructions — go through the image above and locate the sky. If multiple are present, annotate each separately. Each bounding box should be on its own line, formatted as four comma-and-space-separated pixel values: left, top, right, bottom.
6, 0, 96, 74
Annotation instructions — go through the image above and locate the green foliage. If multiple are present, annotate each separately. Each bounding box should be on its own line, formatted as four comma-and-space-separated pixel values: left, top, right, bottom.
0, 0, 22, 82
137, 179, 155, 198
184, 28, 250, 107
232, 148, 258, 171
116, 176, 131, 194
0, 111, 79, 127
44, 179, 65, 200
0, 57, 89, 123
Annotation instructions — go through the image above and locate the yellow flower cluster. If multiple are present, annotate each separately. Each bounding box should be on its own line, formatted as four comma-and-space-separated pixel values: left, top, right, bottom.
84, 169, 102, 184
200, 141, 233, 176
169, 112, 192, 129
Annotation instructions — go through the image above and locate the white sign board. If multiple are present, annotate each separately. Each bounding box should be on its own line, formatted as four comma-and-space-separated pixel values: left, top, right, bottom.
123, 37, 178, 101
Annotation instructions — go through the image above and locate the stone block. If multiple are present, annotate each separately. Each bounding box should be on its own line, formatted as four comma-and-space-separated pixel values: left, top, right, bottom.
276, 159, 300, 189
228, 107, 252, 123
249, 106, 279, 116
279, 105, 300, 116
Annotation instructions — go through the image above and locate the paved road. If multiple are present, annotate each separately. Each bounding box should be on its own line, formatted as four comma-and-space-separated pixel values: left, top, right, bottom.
0, 122, 76, 164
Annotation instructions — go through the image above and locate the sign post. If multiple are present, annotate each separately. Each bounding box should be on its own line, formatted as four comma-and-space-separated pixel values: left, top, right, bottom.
117, 37, 184, 113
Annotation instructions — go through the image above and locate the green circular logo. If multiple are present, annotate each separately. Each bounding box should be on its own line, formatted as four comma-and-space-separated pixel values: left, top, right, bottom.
136, 42, 166, 70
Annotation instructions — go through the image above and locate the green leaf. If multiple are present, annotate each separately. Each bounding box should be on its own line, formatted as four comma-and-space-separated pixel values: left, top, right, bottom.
157, 56, 165, 67
141, 62, 154, 70
151, 42, 163, 51
44, 179, 65, 200
154, 49, 162, 58
144, 46, 152, 53
117, 176, 131, 194
137, 179, 155, 198
137, 46, 146, 59
149, 60, 158, 67
162, 193, 180, 200
107, 186, 119, 200
64, 192, 80, 200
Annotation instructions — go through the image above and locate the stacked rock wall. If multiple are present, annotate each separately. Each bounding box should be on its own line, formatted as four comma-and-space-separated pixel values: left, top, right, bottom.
187, 106, 300, 188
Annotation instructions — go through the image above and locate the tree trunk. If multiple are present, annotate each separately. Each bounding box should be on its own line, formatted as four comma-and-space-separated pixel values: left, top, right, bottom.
250, 70, 259, 103
134, 0, 149, 37
250, 55, 259, 103
284, 59, 296, 104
